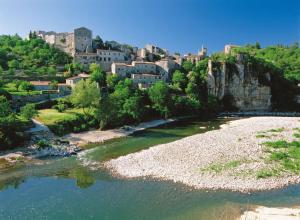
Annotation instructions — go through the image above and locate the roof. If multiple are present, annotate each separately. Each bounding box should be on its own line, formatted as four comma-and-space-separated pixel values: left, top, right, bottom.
78, 73, 90, 78
66, 73, 90, 80
66, 76, 83, 80
96, 49, 123, 53
30, 81, 51, 86
133, 61, 156, 65
113, 62, 132, 67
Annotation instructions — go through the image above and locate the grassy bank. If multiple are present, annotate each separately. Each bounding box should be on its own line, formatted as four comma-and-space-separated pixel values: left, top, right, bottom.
35, 108, 95, 136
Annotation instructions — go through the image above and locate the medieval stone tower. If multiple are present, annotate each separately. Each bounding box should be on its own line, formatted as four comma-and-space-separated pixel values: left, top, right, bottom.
73, 27, 92, 53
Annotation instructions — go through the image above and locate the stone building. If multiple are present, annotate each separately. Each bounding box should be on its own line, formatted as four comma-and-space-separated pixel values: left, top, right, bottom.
137, 48, 147, 59
36, 27, 92, 56
66, 73, 90, 88
131, 74, 164, 89
155, 58, 181, 78
184, 46, 207, 64
112, 61, 159, 77
74, 49, 127, 72
73, 27, 93, 53
145, 44, 168, 55
111, 60, 173, 88
112, 58, 179, 81
207, 56, 272, 111
224, 44, 240, 54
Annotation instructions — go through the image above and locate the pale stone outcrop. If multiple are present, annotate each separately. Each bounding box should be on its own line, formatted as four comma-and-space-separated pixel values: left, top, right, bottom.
207, 55, 272, 111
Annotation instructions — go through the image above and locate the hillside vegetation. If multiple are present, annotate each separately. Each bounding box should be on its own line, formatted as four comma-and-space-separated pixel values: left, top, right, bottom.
232, 43, 300, 82
0, 34, 71, 77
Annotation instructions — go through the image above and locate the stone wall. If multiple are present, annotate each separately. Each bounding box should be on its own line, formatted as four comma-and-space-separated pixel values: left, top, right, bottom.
12, 93, 66, 110
207, 58, 272, 111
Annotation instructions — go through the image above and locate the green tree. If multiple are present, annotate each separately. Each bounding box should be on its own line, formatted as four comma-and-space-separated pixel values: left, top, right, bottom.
148, 81, 172, 118
122, 93, 144, 122
182, 60, 194, 72
8, 60, 19, 69
93, 35, 104, 50
20, 103, 38, 120
172, 70, 187, 90
95, 95, 118, 129
70, 79, 100, 115
185, 81, 198, 100
107, 74, 121, 89
89, 63, 101, 73
49, 80, 58, 90
19, 81, 34, 93
0, 95, 28, 149
13, 80, 22, 91
53, 99, 69, 112
89, 63, 106, 88
0, 96, 12, 117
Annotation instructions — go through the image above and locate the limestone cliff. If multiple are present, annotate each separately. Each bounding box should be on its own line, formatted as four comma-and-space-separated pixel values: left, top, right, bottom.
207, 55, 272, 111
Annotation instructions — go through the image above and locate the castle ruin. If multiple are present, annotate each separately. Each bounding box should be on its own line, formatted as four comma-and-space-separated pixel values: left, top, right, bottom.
36, 27, 92, 56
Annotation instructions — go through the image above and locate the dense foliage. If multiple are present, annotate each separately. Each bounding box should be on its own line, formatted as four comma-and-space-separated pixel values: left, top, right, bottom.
232, 43, 300, 82
0, 96, 30, 149
0, 34, 71, 76
49, 60, 214, 134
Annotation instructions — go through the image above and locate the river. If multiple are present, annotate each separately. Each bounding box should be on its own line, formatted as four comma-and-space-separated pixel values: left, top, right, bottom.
0, 119, 299, 220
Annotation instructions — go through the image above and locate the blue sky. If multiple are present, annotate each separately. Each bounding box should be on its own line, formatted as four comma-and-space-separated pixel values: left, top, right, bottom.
0, 0, 299, 54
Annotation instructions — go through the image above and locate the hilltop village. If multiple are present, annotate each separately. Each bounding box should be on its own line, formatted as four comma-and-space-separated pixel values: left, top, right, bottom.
35, 27, 282, 111
36, 26, 207, 89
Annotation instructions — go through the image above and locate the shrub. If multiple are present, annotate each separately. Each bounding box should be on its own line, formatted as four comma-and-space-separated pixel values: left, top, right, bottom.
53, 103, 67, 112
20, 103, 38, 120
36, 140, 50, 149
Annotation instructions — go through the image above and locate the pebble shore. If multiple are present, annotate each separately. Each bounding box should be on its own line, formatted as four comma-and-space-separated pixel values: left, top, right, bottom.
106, 117, 300, 192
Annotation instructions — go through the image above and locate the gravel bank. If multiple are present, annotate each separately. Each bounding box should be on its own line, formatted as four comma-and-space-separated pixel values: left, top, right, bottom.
240, 206, 300, 220
106, 117, 300, 192
64, 119, 176, 146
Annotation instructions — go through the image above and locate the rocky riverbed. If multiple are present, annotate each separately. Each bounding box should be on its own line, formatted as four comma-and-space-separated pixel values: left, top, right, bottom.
106, 117, 300, 192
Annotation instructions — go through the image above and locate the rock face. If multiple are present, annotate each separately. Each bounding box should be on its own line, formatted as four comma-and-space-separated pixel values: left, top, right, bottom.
207, 55, 272, 111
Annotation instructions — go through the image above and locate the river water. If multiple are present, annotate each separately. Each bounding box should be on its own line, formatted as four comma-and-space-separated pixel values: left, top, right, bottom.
0, 119, 299, 220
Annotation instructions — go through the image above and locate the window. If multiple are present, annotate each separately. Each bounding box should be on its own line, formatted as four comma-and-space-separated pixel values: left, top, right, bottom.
104, 57, 106, 62
108, 57, 111, 61
99, 57, 102, 61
